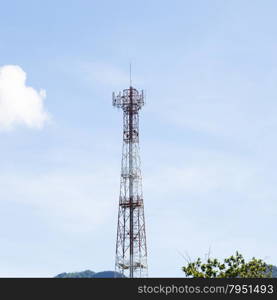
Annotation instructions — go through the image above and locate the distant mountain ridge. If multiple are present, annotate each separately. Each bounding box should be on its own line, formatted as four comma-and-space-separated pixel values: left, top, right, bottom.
55, 265, 277, 278
272, 265, 277, 277
55, 270, 124, 278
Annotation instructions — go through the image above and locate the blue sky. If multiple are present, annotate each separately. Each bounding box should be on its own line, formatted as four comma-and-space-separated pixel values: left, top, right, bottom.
0, 0, 276, 277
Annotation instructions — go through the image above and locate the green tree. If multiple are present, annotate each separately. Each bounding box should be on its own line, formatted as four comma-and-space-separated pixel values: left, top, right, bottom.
182, 251, 272, 278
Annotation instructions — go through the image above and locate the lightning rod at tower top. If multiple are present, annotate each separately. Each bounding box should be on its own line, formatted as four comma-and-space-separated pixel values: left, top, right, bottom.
112, 68, 148, 278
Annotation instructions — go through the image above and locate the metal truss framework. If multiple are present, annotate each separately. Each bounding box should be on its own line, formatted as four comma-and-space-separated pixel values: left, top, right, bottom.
113, 86, 148, 278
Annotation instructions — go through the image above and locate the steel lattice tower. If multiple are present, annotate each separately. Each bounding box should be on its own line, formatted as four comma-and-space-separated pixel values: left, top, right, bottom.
113, 84, 148, 278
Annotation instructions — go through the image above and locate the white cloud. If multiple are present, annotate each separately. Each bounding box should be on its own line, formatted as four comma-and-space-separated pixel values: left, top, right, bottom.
0, 65, 49, 130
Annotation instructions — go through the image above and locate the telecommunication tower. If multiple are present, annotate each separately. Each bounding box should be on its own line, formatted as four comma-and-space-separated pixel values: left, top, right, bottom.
113, 79, 148, 278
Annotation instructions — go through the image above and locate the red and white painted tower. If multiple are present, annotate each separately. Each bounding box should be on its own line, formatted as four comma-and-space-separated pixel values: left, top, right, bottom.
113, 84, 148, 278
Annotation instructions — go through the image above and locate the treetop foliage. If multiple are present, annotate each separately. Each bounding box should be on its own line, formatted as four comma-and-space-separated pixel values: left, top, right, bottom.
182, 251, 272, 278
